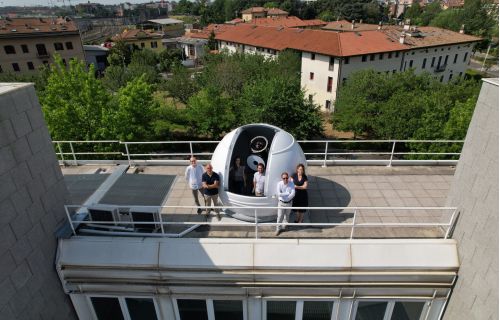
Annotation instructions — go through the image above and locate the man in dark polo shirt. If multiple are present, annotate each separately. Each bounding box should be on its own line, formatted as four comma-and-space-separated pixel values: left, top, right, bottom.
202, 163, 222, 220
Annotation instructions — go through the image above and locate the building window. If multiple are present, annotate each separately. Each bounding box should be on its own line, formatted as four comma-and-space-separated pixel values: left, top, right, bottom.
54, 42, 64, 51
327, 76, 333, 92
412, 51, 415, 55
342, 77, 347, 84
309, 72, 314, 80
440, 75, 444, 82
4, 45, 15, 54
379, 53, 384, 60
151, 41, 158, 48
308, 94, 313, 103
303, 301, 334, 320
311, 53, 315, 60
62, 59, 67, 66
390, 302, 425, 320
125, 298, 158, 320
431, 57, 435, 67
12, 63, 20, 72
65, 41, 73, 50
409, 60, 413, 68
395, 52, 399, 58
444, 55, 449, 65
463, 52, 468, 62
344, 57, 350, 64
370, 54, 375, 61
392, 69, 396, 73
422, 58, 427, 68
355, 301, 388, 320
27, 62, 34, 70
453, 53, 458, 64
362, 55, 367, 62
177, 299, 208, 320
90, 297, 124, 320
388, 52, 392, 59
325, 100, 331, 109
0, 65, 3, 73
42, 60, 49, 65
141, 42, 145, 48
21, 44, 29, 53
329, 57, 335, 71
449, 73, 453, 81
267, 301, 296, 319
437, 56, 442, 67
403, 61, 407, 71
213, 300, 243, 320
459, 72, 463, 77
36, 44, 48, 56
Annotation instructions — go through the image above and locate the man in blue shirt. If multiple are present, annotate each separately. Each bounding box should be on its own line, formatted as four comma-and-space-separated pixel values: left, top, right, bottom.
202, 163, 222, 221
275, 171, 295, 235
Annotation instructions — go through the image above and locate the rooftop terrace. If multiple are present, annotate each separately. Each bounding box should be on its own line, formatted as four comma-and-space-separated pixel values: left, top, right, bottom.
62, 164, 457, 240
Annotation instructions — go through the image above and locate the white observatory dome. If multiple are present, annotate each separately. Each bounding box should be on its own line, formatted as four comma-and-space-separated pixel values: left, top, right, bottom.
211, 123, 306, 221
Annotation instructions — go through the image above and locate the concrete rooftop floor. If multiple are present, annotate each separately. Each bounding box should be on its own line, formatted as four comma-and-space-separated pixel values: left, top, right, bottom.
61, 165, 455, 239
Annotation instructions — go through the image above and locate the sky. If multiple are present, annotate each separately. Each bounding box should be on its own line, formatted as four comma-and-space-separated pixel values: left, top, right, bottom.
0, 0, 159, 8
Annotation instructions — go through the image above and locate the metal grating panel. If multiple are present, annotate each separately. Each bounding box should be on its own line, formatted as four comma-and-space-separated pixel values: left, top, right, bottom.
98, 174, 175, 206
64, 174, 110, 205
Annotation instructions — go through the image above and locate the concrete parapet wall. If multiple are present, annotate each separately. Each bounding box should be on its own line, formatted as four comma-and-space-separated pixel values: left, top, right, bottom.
444, 79, 499, 320
0, 83, 75, 319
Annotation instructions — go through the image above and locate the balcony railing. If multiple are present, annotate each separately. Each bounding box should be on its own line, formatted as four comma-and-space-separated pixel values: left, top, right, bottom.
65, 204, 459, 240
52, 139, 464, 167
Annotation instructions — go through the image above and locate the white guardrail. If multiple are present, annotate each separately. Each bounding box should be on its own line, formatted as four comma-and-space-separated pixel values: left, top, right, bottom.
65, 205, 459, 240
53, 140, 464, 167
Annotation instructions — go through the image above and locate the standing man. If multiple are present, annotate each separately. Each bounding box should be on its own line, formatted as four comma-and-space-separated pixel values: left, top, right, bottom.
185, 156, 204, 214
253, 163, 265, 196
275, 171, 295, 236
202, 163, 222, 221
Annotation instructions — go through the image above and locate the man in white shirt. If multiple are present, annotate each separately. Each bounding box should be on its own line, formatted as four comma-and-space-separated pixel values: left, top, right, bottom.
185, 156, 204, 214
253, 163, 265, 196
275, 171, 295, 236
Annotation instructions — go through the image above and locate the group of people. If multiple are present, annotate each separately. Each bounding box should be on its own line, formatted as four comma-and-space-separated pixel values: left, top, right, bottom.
185, 156, 309, 235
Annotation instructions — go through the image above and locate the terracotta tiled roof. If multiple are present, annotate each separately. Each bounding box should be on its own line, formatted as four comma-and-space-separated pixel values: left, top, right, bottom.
0, 17, 79, 35
188, 23, 235, 39
215, 24, 481, 57
112, 29, 162, 41
322, 20, 380, 32
441, 0, 464, 8
241, 7, 266, 14
381, 26, 481, 48
266, 8, 289, 15
251, 16, 326, 28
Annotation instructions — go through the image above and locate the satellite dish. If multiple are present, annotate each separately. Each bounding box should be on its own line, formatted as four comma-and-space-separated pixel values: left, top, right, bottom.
246, 154, 264, 171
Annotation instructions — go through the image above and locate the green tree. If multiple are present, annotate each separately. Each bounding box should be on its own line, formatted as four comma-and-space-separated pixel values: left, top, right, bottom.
264, 2, 280, 8
238, 77, 323, 139
165, 64, 199, 104
207, 30, 218, 50
107, 40, 132, 66
186, 86, 236, 137
158, 48, 183, 72
104, 76, 159, 141
40, 55, 111, 141
419, 2, 442, 25
429, 8, 462, 31
319, 10, 335, 22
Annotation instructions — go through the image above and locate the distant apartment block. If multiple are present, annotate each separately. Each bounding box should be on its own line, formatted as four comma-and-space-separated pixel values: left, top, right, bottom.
112, 29, 163, 52
215, 22, 480, 112
0, 17, 85, 74
241, 7, 289, 21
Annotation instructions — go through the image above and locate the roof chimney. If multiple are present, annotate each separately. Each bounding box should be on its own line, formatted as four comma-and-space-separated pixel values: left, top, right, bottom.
351, 19, 356, 30
399, 31, 406, 44
378, 21, 382, 30
403, 19, 410, 30
459, 24, 465, 34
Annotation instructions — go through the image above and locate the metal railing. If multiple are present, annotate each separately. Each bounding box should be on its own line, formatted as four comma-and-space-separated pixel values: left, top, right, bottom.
53, 139, 463, 167
65, 204, 458, 240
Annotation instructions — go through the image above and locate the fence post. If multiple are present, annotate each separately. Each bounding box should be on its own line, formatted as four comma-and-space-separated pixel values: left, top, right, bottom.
189, 142, 194, 157
387, 141, 396, 167
322, 141, 329, 167
57, 142, 65, 163
445, 209, 458, 239
254, 209, 258, 239
158, 209, 165, 235
124, 143, 132, 167
69, 142, 77, 166
65, 206, 77, 236
350, 209, 357, 240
